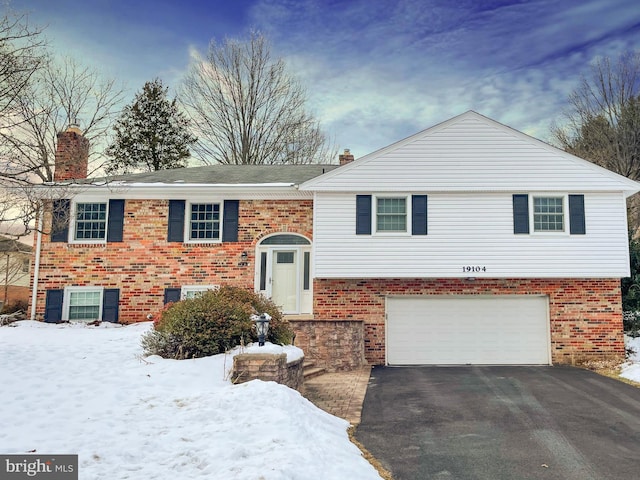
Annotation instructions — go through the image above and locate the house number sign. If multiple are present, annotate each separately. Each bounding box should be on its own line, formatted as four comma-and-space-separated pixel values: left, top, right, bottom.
462, 266, 487, 273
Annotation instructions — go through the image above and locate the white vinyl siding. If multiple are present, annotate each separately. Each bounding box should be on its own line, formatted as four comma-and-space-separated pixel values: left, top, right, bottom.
313, 192, 630, 278
302, 114, 640, 194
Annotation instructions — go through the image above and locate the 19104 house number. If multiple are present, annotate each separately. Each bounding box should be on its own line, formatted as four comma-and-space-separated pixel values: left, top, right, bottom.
462, 266, 487, 273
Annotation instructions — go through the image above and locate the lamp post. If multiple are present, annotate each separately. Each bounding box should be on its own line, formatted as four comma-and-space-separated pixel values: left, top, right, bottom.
252, 313, 271, 346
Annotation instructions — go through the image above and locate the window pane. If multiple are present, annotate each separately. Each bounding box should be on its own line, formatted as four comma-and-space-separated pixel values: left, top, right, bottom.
376, 198, 407, 232
69, 291, 101, 320
533, 197, 564, 231
189, 204, 220, 240
75, 203, 107, 240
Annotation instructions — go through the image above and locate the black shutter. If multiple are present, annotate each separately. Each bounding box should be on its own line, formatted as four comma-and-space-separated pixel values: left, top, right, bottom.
356, 195, 372, 235
164, 288, 181, 304
51, 199, 70, 242
513, 194, 530, 234
102, 288, 120, 323
44, 289, 64, 323
569, 194, 586, 235
222, 200, 239, 242
167, 200, 185, 242
411, 195, 428, 235
107, 199, 125, 242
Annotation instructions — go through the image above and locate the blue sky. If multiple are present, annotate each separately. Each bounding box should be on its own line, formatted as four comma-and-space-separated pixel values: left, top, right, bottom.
10, 0, 640, 159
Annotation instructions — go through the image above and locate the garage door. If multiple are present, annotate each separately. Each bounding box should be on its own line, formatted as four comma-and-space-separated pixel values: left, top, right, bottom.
386, 295, 550, 365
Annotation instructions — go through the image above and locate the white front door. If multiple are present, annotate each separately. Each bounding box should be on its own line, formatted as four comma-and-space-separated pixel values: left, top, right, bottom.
271, 250, 298, 313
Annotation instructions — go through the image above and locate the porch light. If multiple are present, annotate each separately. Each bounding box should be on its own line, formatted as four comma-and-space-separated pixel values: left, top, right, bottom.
252, 313, 271, 346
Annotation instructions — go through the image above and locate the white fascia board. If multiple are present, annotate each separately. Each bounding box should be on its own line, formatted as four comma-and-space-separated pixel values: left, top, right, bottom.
39, 182, 311, 200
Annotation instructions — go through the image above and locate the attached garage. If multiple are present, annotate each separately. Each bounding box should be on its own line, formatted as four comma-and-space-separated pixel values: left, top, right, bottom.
386, 295, 551, 365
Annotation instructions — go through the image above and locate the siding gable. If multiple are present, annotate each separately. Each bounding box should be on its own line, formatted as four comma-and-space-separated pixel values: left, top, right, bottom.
300, 111, 640, 196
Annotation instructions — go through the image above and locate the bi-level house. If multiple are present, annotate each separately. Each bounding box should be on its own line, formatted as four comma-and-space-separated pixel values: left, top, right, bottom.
30, 112, 640, 369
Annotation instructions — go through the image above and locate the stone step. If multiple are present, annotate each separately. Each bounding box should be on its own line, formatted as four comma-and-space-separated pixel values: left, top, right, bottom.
303, 366, 327, 380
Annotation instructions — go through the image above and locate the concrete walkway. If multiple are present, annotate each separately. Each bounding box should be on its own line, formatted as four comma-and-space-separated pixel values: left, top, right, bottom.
301, 366, 372, 425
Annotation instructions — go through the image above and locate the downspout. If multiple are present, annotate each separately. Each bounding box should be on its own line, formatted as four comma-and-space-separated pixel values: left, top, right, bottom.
30, 208, 43, 321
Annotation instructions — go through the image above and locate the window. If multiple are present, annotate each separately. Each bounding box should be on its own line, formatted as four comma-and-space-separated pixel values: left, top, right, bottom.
64, 287, 104, 321
181, 285, 219, 300
189, 203, 220, 241
376, 197, 407, 232
533, 197, 564, 232
74, 203, 107, 240
21, 258, 30, 273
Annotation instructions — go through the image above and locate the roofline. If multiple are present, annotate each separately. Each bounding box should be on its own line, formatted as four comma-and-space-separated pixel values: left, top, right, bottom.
300, 110, 640, 196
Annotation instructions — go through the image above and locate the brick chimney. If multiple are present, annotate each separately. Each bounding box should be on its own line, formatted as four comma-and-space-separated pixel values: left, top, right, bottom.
339, 148, 354, 166
54, 123, 89, 181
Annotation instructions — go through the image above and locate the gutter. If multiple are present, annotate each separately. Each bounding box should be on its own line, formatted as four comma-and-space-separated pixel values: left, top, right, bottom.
30, 209, 43, 321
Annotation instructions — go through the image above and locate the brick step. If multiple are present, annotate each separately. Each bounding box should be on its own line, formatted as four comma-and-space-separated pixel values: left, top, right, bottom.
303, 366, 327, 380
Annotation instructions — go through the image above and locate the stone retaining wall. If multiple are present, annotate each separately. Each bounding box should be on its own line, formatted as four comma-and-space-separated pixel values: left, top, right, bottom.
231, 353, 304, 390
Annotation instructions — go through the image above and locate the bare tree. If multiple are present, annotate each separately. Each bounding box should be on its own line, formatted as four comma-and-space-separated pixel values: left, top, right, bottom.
179, 31, 335, 165
0, 7, 45, 120
551, 51, 640, 234
0, 56, 126, 186
551, 51, 640, 178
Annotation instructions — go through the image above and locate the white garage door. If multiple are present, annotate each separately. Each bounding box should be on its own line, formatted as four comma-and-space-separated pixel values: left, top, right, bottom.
386, 295, 550, 365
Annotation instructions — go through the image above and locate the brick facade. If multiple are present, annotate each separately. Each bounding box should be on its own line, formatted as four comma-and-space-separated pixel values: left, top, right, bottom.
32, 199, 313, 322
313, 277, 624, 365
54, 127, 89, 181
289, 319, 365, 371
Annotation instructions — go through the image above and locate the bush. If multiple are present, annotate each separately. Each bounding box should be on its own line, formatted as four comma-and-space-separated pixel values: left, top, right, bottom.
624, 311, 640, 338
141, 286, 293, 359
1, 300, 28, 315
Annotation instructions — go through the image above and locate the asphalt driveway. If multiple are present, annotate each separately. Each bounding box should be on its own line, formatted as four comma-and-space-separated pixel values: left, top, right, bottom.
355, 366, 640, 480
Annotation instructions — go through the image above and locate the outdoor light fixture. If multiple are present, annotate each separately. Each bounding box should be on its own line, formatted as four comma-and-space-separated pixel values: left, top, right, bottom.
251, 313, 271, 346
241, 251, 248, 259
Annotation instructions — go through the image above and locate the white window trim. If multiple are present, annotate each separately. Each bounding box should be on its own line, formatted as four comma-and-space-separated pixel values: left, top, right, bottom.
530, 194, 569, 235
181, 285, 220, 300
70, 201, 109, 244
184, 201, 223, 244
63, 286, 104, 321
373, 195, 411, 236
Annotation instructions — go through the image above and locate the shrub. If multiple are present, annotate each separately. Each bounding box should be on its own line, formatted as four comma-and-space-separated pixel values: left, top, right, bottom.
1, 300, 28, 315
141, 286, 293, 359
623, 311, 640, 338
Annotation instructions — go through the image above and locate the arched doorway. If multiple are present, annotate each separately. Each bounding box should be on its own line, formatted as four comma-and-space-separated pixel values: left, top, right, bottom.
255, 233, 312, 314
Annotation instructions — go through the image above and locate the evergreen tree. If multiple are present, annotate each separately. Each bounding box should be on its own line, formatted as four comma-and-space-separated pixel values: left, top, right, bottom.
106, 79, 196, 174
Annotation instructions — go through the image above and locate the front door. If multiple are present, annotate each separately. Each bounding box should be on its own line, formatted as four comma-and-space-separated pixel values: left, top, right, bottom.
271, 250, 298, 313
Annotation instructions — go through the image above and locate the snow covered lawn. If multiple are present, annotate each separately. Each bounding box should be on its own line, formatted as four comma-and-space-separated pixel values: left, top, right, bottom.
0, 321, 382, 480
621, 335, 640, 383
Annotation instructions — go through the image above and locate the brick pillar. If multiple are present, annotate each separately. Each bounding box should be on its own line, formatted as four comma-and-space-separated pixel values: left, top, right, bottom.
339, 149, 354, 165
54, 124, 89, 181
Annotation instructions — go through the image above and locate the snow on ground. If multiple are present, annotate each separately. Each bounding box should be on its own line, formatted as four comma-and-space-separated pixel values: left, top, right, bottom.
621, 335, 640, 383
0, 321, 381, 480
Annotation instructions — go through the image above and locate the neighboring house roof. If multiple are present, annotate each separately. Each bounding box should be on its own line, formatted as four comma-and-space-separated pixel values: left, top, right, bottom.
0, 236, 32, 254
301, 111, 640, 197
79, 164, 341, 186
